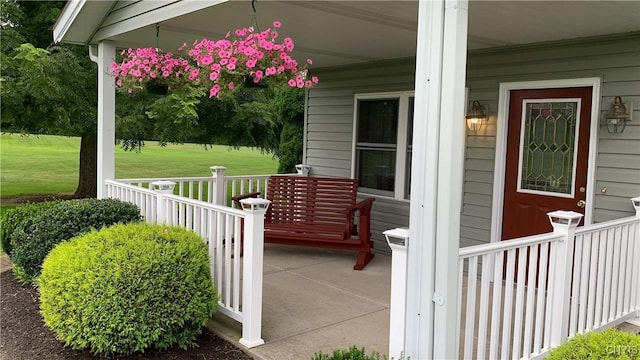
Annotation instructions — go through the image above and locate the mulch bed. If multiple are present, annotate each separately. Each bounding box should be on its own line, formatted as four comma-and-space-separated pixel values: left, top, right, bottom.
0, 269, 253, 360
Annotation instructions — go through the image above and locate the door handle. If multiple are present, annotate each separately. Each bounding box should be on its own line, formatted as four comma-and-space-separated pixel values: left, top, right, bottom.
577, 200, 586, 208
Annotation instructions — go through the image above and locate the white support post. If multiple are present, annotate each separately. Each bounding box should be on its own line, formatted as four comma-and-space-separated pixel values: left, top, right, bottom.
295, 164, 311, 176
238, 197, 270, 348
632, 197, 640, 324
384, 228, 410, 360
547, 210, 583, 347
632, 197, 640, 217
210, 166, 227, 205
94, 41, 116, 199
406, 1, 469, 359
151, 181, 176, 224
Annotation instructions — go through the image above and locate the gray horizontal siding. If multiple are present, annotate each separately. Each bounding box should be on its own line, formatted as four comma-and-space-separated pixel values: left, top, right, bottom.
464, 31, 640, 243
305, 59, 415, 249
304, 32, 640, 250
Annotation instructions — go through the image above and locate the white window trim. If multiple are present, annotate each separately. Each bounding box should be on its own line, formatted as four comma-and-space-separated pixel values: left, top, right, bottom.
490, 78, 601, 245
352, 91, 414, 201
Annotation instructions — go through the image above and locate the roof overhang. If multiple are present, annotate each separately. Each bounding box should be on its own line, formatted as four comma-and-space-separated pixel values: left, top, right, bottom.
53, 1, 640, 68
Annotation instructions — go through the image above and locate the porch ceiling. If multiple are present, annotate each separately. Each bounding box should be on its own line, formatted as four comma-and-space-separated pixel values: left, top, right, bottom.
59, 0, 639, 68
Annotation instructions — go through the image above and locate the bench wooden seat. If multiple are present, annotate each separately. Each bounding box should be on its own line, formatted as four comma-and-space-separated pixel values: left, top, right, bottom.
233, 175, 375, 270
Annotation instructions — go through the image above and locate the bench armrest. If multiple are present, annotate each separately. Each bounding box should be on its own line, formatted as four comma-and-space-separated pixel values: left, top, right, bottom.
345, 197, 375, 215
231, 191, 262, 209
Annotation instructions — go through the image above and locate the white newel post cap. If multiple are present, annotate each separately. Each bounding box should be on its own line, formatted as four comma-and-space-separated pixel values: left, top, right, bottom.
210, 166, 227, 176
547, 210, 583, 233
295, 164, 311, 176
384, 227, 410, 252
631, 197, 640, 216
150, 180, 176, 193
240, 198, 271, 212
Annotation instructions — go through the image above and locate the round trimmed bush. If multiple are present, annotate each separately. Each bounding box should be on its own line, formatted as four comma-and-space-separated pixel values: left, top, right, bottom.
1, 200, 61, 256
38, 223, 218, 355
10, 198, 142, 283
547, 328, 640, 359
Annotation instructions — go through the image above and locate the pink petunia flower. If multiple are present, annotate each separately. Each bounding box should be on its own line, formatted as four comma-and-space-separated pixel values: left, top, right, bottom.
209, 84, 221, 97
188, 68, 200, 80
273, 21, 282, 28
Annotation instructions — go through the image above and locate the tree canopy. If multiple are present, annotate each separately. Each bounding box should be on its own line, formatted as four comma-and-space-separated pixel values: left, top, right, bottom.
1, 0, 305, 197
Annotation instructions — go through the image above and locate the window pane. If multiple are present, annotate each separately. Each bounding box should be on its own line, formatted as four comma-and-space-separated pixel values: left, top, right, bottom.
405, 97, 414, 199
357, 99, 398, 144
519, 101, 578, 195
357, 149, 395, 192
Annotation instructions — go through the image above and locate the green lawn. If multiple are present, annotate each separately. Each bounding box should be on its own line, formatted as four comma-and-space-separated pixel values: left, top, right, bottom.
0, 134, 279, 198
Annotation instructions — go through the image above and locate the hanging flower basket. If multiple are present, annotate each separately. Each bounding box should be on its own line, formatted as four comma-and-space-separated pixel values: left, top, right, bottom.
110, 21, 318, 98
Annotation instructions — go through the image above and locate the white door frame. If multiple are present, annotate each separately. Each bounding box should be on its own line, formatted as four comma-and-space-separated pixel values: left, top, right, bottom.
489, 78, 601, 244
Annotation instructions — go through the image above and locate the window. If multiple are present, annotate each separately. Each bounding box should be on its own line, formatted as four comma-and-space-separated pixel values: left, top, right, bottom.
353, 92, 414, 200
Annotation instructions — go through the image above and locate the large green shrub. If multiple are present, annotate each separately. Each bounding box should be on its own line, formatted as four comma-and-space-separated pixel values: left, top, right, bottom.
0, 200, 61, 256
547, 328, 640, 359
10, 198, 142, 283
39, 223, 218, 355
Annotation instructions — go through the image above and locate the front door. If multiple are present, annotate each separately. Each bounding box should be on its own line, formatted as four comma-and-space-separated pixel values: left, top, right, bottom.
502, 87, 592, 240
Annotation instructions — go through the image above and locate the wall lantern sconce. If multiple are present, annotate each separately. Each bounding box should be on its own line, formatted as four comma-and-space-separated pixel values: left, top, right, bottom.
466, 100, 487, 132
606, 96, 632, 134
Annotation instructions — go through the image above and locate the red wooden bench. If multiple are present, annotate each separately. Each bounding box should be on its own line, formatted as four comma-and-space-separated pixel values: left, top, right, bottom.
233, 175, 375, 270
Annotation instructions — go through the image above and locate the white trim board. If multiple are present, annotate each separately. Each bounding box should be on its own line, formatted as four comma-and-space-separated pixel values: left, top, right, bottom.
490, 78, 601, 244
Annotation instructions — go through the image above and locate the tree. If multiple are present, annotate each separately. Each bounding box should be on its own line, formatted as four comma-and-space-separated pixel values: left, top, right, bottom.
1, 0, 306, 198
1, 0, 99, 198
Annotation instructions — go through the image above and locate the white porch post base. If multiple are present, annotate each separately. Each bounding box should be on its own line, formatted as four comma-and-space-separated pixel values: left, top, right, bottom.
95, 41, 116, 199
151, 181, 176, 224
384, 228, 410, 360
210, 166, 227, 205
633, 197, 640, 323
239, 197, 270, 348
547, 210, 583, 347
295, 164, 311, 176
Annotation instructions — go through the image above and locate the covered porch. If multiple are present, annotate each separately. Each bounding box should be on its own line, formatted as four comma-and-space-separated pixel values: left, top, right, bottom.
107, 170, 640, 359
52, 0, 640, 358
211, 243, 392, 359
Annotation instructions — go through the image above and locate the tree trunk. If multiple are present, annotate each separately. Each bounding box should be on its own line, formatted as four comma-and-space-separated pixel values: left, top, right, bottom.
73, 133, 98, 198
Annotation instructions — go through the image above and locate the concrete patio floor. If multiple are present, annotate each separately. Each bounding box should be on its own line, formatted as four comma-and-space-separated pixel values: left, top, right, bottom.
207, 244, 392, 360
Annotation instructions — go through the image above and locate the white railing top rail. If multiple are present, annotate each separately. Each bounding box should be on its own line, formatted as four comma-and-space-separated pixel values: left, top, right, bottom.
106, 179, 157, 195
574, 215, 640, 235
117, 176, 214, 183
458, 232, 563, 259
164, 193, 246, 217
117, 172, 298, 185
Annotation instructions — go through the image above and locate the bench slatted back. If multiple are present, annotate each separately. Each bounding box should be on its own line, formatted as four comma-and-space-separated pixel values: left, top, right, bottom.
266, 176, 358, 226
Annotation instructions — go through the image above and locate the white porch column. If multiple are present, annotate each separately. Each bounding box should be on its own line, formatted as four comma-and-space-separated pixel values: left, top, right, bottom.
95, 41, 116, 199
238, 197, 270, 348
405, 0, 469, 359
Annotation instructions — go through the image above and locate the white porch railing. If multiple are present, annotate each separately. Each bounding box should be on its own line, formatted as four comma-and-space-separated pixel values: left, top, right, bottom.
117, 165, 308, 208
386, 197, 640, 360
105, 178, 271, 348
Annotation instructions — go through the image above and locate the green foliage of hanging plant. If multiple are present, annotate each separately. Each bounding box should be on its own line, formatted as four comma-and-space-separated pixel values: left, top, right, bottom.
38, 223, 218, 355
